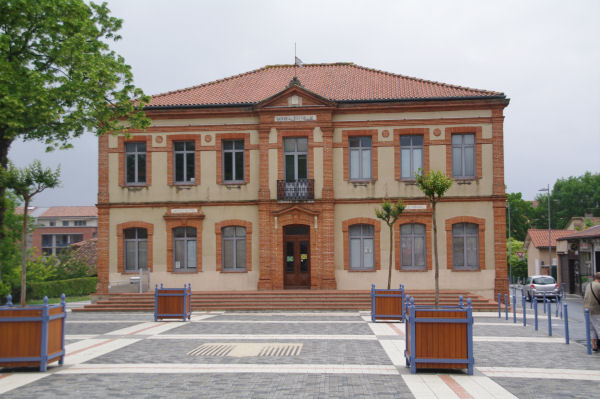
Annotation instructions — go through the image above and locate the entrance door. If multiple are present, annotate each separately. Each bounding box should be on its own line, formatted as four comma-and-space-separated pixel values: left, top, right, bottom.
283, 225, 310, 289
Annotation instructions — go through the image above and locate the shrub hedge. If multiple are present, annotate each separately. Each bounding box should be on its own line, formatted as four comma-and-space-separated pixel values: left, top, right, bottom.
29, 277, 97, 299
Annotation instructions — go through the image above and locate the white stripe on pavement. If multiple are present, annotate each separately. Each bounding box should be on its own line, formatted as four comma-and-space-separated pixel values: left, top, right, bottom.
148, 334, 377, 340
478, 367, 600, 381
379, 339, 406, 366
56, 363, 399, 375
0, 373, 50, 395
65, 338, 140, 365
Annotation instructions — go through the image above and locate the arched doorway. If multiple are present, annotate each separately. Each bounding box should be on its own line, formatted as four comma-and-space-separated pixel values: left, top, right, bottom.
283, 224, 310, 288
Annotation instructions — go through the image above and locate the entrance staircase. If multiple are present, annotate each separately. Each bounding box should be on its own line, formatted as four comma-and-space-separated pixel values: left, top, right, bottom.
73, 290, 499, 312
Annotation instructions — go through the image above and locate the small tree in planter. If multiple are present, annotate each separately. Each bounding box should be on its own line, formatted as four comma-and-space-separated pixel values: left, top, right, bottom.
371, 199, 406, 322
2, 161, 61, 306
375, 199, 406, 290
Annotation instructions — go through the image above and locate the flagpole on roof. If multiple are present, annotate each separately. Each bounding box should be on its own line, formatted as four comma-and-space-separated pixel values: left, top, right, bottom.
293, 42, 303, 78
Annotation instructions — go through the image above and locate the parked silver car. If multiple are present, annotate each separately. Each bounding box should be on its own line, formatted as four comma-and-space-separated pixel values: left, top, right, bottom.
523, 275, 561, 301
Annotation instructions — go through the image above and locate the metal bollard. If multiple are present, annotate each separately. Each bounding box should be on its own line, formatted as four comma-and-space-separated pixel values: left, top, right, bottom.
543, 293, 547, 314
555, 296, 559, 318
5, 294, 13, 307
534, 297, 538, 331
522, 295, 527, 326
564, 303, 569, 344
498, 293, 502, 318
505, 294, 509, 320
547, 304, 552, 336
585, 308, 592, 355
513, 293, 517, 323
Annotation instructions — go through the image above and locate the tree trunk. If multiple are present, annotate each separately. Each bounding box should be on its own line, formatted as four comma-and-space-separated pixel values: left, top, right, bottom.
0, 135, 13, 244
20, 198, 29, 307
432, 202, 439, 308
387, 223, 393, 290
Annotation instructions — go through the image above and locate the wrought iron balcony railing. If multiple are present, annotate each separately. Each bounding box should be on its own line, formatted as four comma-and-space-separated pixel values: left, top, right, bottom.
277, 179, 314, 201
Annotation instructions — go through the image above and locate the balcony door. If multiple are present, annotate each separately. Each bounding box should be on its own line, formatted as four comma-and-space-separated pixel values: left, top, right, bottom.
283, 225, 310, 289
283, 137, 308, 199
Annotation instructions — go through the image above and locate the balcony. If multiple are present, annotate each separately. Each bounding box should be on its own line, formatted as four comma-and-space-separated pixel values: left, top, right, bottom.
277, 179, 314, 201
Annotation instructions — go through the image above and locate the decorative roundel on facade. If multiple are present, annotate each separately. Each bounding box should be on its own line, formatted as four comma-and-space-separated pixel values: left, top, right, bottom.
205, 135, 212, 143
433, 128, 442, 137
381, 130, 390, 138
155, 136, 163, 144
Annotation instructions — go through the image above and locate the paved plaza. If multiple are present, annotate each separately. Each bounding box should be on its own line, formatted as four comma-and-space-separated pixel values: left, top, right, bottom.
1, 298, 600, 398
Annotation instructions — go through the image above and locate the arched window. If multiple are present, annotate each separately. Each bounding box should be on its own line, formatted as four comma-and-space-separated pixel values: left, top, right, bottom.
452, 223, 479, 270
349, 224, 374, 270
173, 227, 197, 271
400, 224, 426, 270
222, 226, 246, 270
124, 228, 148, 271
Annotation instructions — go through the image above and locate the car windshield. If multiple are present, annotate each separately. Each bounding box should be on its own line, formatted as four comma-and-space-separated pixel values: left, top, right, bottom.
532, 277, 555, 285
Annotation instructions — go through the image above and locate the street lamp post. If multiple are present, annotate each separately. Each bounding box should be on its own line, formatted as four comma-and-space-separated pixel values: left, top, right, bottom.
538, 184, 551, 274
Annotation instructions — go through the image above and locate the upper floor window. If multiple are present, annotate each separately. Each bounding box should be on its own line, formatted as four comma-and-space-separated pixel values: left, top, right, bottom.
349, 224, 374, 270
349, 136, 372, 180
400, 135, 423, 180
452, 134, 475, 178
222, 226, 246, 270
49, 220, 56, 227
41, 234, 83, 256
284, 137, 308, 182
74, 220, 87, 226
62, 221, 69, 227
124, 227, 147, 271
223, 140, 244, 183
173, 227, 196, 271
174, 141, 195, 184
400, 224, 426, 270
452, 223, 479, 270
125, 142, 146, 185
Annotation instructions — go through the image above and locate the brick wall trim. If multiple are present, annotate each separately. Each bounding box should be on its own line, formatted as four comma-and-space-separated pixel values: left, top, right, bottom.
341, 217, 381, 271
445, 216, 486, 271
395, 215, 433, 271
215, 219, 253, 272
116, 221, 154, 273
166, 134, 202, 186
341, 129, 379, 182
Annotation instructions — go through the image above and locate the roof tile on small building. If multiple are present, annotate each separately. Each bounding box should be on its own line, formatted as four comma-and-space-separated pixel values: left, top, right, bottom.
558, 224, 600, 241
526, 229, 573, 249
148, 63, 505, 107
39, 206, 97, 218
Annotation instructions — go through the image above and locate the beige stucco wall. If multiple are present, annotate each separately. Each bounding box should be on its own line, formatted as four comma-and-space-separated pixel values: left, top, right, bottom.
526, 243, 556, 276
333, 200, 497, 299
108, 205, 260, 291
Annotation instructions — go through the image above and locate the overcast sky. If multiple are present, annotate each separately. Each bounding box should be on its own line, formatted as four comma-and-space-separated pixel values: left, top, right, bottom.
9, 0, 600, 206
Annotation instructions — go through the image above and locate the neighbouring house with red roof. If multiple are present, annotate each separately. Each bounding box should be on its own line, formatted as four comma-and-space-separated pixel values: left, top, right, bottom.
523, 229, 573, 279
17, 206, 98, 257
97, 63, 510, 300
557, 224, 600, 295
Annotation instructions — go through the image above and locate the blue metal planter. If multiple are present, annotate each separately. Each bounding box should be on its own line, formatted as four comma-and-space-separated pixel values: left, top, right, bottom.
371, 284, 405, 322
154, 284, 192, 321
404, 297, 474, 375
0, 295, 67, 372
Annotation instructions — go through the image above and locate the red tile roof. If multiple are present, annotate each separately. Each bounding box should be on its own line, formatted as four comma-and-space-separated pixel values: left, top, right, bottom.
39, 206, 97, 218
526, 229, 573, 249
148, 63, 505, 107
558, 224, 600, 240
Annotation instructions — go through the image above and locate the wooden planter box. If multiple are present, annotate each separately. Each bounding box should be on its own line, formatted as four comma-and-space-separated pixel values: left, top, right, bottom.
371, 284, 405, 322
154, 284, 191, 321
404, 297, 474, 375
0, 295, 66, 372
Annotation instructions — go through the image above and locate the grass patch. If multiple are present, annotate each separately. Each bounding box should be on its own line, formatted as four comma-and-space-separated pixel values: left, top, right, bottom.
26, 295, 90, 305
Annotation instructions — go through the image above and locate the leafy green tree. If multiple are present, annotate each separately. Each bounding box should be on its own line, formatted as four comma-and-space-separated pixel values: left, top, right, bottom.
415, 169, 453, 308
375, 199, 406, 290
0, 191, 25, 300
2, 161, 60, 306
506, 192, 535, 241
507, 237, 527, 283
0, 0, 150, 240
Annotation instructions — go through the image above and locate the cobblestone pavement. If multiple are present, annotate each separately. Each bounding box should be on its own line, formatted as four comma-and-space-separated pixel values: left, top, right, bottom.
1, 308, 600, 398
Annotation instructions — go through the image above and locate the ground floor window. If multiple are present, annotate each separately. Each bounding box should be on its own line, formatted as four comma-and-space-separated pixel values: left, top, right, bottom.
400, 223, 426, 270
173, 227, 197, 271
124, 228, 148, 271
222, 226, 246, 270
452, 223, 479, 270
349, 224, 374, 270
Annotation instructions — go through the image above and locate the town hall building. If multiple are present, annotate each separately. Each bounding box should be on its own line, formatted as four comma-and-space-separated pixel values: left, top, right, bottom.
96, 63, 510, 300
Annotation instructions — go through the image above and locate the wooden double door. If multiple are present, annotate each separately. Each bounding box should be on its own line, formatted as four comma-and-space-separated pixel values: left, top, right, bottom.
283, 225, 310, 289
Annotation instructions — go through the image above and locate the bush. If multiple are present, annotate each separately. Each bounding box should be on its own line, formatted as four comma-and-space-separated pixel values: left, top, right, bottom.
28, 277, 97, 299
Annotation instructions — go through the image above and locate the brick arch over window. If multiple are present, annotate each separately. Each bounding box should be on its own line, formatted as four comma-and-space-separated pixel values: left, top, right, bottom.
166, 134, 202, 186
342, 217, 381, 271
216, 133, 251, 185
445, 216, 486, 271
393, 128, 430, 181
395, 215, 432, 271
116, 221, 154, 273
215, 219, 253, 272
164, 212, 204, 273
443, 126, 489, 180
